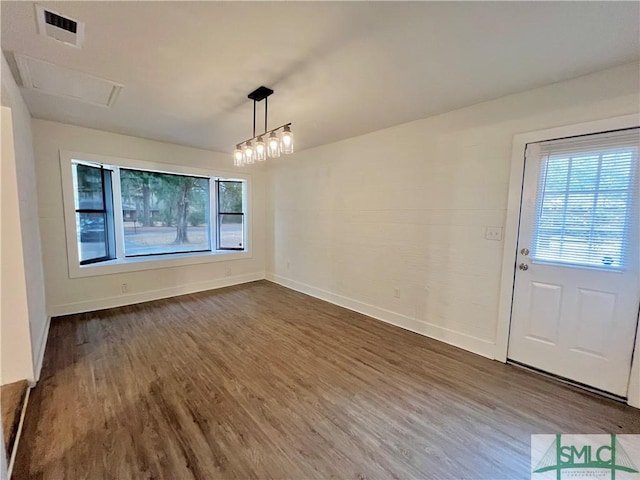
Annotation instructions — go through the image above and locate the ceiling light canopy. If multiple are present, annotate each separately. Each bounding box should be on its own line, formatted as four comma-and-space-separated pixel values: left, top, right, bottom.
233, 86, 293, 166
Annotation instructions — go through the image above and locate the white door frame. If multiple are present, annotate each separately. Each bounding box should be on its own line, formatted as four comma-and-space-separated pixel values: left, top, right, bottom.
495, 113, 640, 408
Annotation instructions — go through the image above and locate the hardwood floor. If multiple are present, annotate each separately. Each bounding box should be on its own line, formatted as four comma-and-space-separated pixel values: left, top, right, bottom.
14, 281, 640, 479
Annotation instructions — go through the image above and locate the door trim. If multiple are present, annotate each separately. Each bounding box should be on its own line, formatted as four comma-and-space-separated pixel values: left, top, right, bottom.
495, 113, 640, 407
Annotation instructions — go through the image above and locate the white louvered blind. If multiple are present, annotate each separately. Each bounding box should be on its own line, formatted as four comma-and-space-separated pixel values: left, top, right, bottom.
531, 128, 639, 270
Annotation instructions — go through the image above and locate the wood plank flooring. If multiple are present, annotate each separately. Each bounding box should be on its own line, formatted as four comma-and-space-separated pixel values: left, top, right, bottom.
2, 379, 28, 457
14, 281, 640, 479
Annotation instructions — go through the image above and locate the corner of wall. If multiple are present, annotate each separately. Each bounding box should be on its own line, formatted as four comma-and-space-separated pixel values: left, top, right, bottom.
266, 273, 497, 359
1, 51, 48, 384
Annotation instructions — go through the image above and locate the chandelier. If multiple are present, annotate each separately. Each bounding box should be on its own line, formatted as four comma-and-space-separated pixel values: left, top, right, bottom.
233, 86, 293, 166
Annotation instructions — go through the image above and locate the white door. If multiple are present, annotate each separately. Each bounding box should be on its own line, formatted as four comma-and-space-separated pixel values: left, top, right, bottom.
508, 128, 640, 397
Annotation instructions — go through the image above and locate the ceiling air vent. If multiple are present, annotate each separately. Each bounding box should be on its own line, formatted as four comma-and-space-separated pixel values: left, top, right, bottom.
35, 4, 85, 47
45, 11, 77, 34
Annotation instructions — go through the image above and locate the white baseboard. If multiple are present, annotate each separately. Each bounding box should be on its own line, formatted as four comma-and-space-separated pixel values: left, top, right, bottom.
266, 273, 496, 359
48, 272, 265, 318
33, 315, 52, 382
7, 386, 30, 479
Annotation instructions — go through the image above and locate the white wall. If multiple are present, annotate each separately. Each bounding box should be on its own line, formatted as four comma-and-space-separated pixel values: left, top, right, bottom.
1, 51, 47, 383
32, 120, 267, 316
266, 61, 640, 359
1, 107, 35, 385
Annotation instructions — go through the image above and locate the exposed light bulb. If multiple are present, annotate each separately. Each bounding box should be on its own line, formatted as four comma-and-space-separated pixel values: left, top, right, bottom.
233, 146, 244, 167
244, 141, 255, 164
281, 125, 294, 154
268, 131, 280, 158
255, 136, 267, 161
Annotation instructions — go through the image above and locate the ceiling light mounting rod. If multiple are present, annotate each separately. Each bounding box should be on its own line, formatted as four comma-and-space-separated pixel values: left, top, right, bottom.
233, 86, 294, 167
247, 85, 272, 138
252, 97, 256, 138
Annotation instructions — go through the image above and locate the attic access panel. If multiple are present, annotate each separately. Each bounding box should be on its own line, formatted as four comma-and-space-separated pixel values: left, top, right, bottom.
15, 54, 123, 108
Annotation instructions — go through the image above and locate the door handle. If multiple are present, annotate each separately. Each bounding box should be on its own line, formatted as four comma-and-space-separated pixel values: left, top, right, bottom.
518, 263, 529, 271
520, 248, 529, 256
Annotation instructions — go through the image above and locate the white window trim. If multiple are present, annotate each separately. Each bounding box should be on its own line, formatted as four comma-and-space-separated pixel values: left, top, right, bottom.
495, 113, 640, 408
60, 150, 252, 278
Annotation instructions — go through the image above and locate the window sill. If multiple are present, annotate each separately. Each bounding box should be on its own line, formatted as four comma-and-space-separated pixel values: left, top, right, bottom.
69, 249, 251, 278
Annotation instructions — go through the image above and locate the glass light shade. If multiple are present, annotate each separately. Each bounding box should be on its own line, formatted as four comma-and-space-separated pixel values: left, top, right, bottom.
233, 146, 244, 167
255, 136, 267, 161
243, 141, 255, 164
281, 125, 294, 154
268, 131, 280, 158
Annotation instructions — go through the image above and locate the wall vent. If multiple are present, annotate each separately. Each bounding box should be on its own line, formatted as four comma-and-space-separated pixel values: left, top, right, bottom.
35, 4, 84, 47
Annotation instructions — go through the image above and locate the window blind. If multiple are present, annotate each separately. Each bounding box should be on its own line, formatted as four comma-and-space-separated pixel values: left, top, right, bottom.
530, 128, 639, 270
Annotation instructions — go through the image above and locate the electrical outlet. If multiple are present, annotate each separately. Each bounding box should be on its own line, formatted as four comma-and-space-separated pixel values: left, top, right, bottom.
121, 283, 129, 294
485, 226, 503, 241
394, 288, 401, 298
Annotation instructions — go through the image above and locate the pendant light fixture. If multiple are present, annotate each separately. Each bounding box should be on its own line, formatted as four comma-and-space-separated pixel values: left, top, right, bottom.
233, 86, 293, 166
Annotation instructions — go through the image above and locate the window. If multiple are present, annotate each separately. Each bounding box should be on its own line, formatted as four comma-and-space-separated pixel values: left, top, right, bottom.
72, 163, 115, 264
217, 180, 244, 250
531, 128, 638, 270
62, 152, 249, 275
120, 169, 210, 256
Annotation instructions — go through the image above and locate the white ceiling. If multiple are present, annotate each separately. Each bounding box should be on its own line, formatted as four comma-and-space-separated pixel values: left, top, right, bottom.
2, 1, 639, 154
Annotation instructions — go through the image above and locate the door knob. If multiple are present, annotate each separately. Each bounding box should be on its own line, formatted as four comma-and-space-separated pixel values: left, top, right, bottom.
520, 248, 529, 256
519, 263, 529, 271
